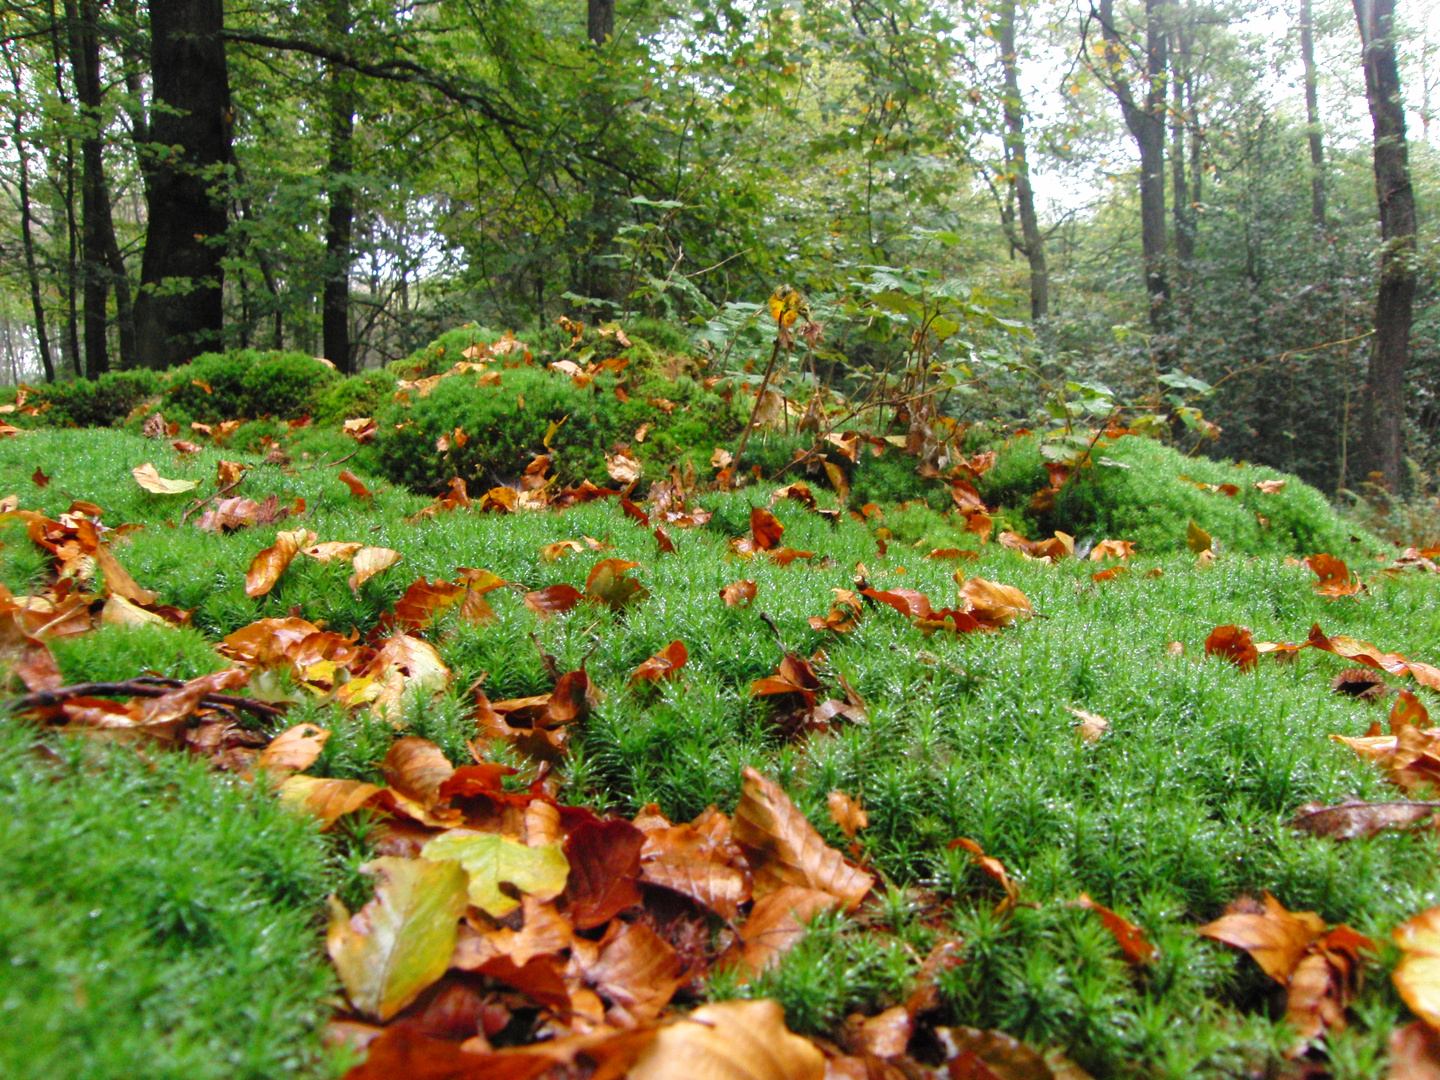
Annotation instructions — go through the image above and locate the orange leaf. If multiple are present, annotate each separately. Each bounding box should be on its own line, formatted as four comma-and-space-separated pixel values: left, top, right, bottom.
750, 506, 785, 551
1076, 893, 1156, 965
524, 583, 583, 617
1205, 624, 1258, 671
349, 546, 402, 592
629, 640, 688, 683
256, 722, 329, 778
949, 837, 1019, 913
826, 790, 867, 839
244, 529, 316, 598
733, 767, 873, 910
721, 580, 758, 607
337, 470, 373, 499
1307, 553, 1362, 597
1198, 892, 1327, 982
584, 558, 648, 610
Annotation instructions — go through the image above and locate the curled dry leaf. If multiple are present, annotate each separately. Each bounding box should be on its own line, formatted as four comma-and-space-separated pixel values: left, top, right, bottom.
733, 767, 873, 910
827, 790, 868, 839
278, 774, 383, 830
337, 470, 373, 499
584, 918, 686, 1027
629, 640, 688, 683
949, 837, 1019, 913
735, 885, 843, 978
1186, 519, 1213, 554
326, 856, 470, 1022
1076, 893, 1156, 965
564, 816, 645, 929
960, 578, 1033, 628
750, 506, 785, 551
585, 558, 648, 610
1395, 907, 1440, 1031
303, 541, 363, 564
627, 999, 825, 1080
751, 654, 824, 710
1069, 707, 1109, 743
245, 529, 317, 598
349, 546, 402, 591
711, 447, 733, 468
539, 539, 585, 562
93, 543, 160, 606
605, 446, 641, 485
132, 462, 198, 494
524, 583, 584, 617
1307, 553, 1362, 597
722, 579, 758, 607
1290, 799, 1440, 841
638, 808, 751, 920
1205, 624, 1258, 671
1089, 539, 1135, 561
256, 722, 329, 777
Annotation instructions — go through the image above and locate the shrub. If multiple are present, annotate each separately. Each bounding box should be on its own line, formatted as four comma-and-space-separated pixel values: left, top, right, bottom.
390, 325, 505, 380
998, 435, 1386, 557
240, 353, 337, 418
372, 363, 743, 491
163, 350, 258, 421
33, 370, 161, 428
314, 369, 398, 425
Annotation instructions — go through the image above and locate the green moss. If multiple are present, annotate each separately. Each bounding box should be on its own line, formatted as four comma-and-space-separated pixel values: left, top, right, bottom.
50, 624, 226, 686
0, 723, 337, 1079
389, 325, 506, 380
313, 369, 397, 426
31, 370, 162, 428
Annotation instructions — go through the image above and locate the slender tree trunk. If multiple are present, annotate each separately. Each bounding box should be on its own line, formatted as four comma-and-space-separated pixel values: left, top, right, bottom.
133, 0, 233, 369
997, 0, 1048, 321
587, 0, 614, 46
322, 0, 355, 372
1170, 28, 1194, 265
4, 45, 56, 382
1301, 0, 1327, 227
49, 3, 82, 374
1352, 0, 1416, 490
1098, 0, 1170, 330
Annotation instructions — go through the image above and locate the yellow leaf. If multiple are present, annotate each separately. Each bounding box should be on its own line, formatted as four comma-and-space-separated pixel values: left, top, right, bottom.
421, 830, 569, 918
349, 546, 402, 591
326, 856, 469, 1021
132, 462, 198, 494
1186, 519, 1213, 553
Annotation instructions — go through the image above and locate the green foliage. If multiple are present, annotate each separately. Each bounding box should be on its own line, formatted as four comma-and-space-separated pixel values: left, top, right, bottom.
50, 623, 227, 685
241, 353, 338, 418
1036, 436, 1385, 557
161, 350, 334, 422
390, 326, 506, 380
0, 722, 337, 1079
371, 364, 742, 490
32, 370, 161, 428
313, 369, 398, 426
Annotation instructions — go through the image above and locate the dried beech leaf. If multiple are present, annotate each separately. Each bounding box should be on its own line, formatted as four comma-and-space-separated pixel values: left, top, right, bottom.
256, 722, 329, 777
1395, 907, 1440, 1032
627, 999, 825, 1080
733, 767, 873, 910
326, 856, 469, 1021
350, 546, 402, 591
421, 831, 569, 918
278, 774, 383, 830
132, 462, 198, 494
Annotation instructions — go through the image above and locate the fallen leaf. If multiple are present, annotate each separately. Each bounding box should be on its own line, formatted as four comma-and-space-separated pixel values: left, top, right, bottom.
564, 816, 645, 929
605, 447, 641, 485
733, 767, 873, 910
1389, 1020, 1440, 1080
421, 831, 569, 918
1089, 539, 1135, 561
245, 529, 317, 598
722, 580, 758, 607
1205, 625, 1258, 671
31, 466, 49, 488
326, 856, 469, 1021
350, 547, 403, 591
278, 774, 383, 829
1307, 553, 1362, 597
827, 790, 868, 839
93, 543, 160, 606
1255, 479, 1286, 494
1186, 520, 1213, 554
585, 558, 648, 610
585, 918, 685, 1027
338, 470, 374, 499
960, 578, 1033, 628
949, 837, 1020, 914
750, 507, 785, 551
1069, 707, 1109, 743
711, 447, 733, 469
524, 583, 584, 617
1198, 892, 1327, 983
1395, 907, 1440, 1031
629, 640, 688, 683
627, 999, 825, 1080
132, 462, 198, 494
1290, 799, 1440, 841
256, 722, 329, 777
734, 885, 843, 977
1076, 893, 1156, 965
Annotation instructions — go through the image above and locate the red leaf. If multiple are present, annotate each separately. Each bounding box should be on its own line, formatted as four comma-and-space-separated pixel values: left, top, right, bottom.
1205, 625, 1259, 671
564, 817, 644, 929
629, 640, 689, 683
749, 507, 785, 551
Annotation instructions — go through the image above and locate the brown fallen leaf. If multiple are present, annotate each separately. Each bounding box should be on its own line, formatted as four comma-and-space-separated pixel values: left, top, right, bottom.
245, 529, 317, 598
722, 579, 758, 607
733, 767, 873, 910
1307, 553, 1363, 598
827, 790, 868, 839
949, 837, 1020, 914
750, 506, 785, 551
1076, 893, 1156, 965
524, 583, 584, 617
1290, 799, 1440, 841
255, 722, 329, 778
564, 816, 644, 929
1068, 707, 1109, 743
349, 546, 402, 592
731, 886, 844, 978
337, 470, 373, 499
132, 462, 198, 494
1205, 624, 1258, 671
629, 640, 688, 684
1395, 907, 1440, 1032
278, 774, 384, 830
628, 999, 825, 1080
960, 578, 1033, 628
585, 558, 648, 610
1390, 1020, 1440, 1080
583, 918, 686, 1027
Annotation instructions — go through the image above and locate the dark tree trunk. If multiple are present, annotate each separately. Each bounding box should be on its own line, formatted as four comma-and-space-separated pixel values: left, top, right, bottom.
997, 0, 1048, 321
49, 3, 82, 374
587, 0, 614, 46
1352, 0, 1416, 490
4, 45, 56, 382
1098, 0, 1170, 330
134, 0, 232, 369
322, 0, 355, 373
1170, 30, 1194, 265
1301, 0, 1327, 227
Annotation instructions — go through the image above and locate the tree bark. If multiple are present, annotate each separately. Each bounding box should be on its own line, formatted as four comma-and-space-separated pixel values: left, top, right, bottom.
1352, 0, 1416, 490
1301, 0, 1327, 227
1097, 0, 1170, 330
587, 0, 614, 46
322, 0, 356, 373
133, 0, 233, 369
1169, 29, 1194, 265
4, 43, 56, 382
996, 0, 1048, 321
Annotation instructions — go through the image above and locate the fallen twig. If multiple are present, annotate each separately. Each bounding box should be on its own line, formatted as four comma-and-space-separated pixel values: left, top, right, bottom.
5, 680, 284, 720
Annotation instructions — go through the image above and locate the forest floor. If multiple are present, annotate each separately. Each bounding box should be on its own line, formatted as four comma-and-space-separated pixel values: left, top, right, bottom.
3, 421, 1440, 1080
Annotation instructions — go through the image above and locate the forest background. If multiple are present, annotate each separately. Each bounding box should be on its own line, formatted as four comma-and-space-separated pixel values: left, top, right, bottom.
0, 0, 1434, 498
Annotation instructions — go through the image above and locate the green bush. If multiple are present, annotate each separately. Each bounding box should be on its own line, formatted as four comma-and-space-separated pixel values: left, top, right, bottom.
163, 350, 258, 421
390, 325, 506, 380
1017, 435, 1386, 557
313, 369, 398, 425
241, 353, 337, 418
33, 370, 161, 428
372, 363, 742, 491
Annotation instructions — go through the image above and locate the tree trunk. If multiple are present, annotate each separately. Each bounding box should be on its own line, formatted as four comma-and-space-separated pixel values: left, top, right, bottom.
997, 0, 1048, 321
1301, 0, 1327, 227
1170, 29, 1194, 265
1098, 0, 1170, 330
322, 0, 356, 373
587, 0, 614, 46
4, 44, 56, 382
1352, 0, 1416, 490
134, 0, 233, 369
49, 2, 82, 375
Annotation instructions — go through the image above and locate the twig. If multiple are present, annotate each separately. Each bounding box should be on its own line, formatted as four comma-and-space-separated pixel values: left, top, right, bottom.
307, 448, 360, 472
6, 680, 284, 719
179, 477, 246, 526
732, 334, 786, 478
